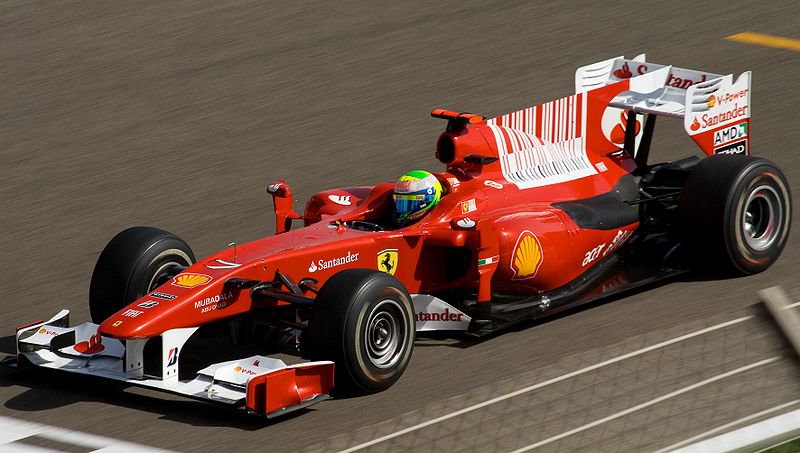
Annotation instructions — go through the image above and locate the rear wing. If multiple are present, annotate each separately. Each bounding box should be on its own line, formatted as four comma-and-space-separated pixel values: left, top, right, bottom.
576, 54, 751, 156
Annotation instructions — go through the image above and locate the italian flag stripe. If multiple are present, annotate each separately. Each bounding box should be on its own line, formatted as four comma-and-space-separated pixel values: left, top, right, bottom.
478, 255, 499, 266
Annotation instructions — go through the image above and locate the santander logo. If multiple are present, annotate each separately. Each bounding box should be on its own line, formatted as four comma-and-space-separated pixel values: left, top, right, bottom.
609, 111, 640, 145
613, 62, 633, 79
602, 107, 641, 146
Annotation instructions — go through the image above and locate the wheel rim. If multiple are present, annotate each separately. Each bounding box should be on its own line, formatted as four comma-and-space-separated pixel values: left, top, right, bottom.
364, 299, 407, 369
742, 184, 782, 251
147, 261, 186, 292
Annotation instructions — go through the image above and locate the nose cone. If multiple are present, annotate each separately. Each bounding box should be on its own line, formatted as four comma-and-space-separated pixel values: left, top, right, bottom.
97, 301, 171, 339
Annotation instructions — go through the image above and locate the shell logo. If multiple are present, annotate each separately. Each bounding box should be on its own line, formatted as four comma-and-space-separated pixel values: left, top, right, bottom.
707, 95, 716, 108
234, 366, 242, 372
510, 230, 543, 280
172, 273, 212, 288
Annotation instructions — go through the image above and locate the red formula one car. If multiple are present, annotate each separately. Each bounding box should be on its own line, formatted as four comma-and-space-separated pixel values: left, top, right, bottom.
11, 55, 791, 417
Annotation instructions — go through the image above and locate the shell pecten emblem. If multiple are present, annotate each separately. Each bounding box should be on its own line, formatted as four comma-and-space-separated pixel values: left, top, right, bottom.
511, 230, 543, 280
172, 273, 212, 288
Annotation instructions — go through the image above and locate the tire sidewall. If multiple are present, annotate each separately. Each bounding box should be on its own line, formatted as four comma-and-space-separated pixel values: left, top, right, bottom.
725, 163, 791, 274
126, 242, 194, 302
346, 281, 414, 391
306, 269, 415, 394
681, 155, 792, 275
90, 227, 194, 323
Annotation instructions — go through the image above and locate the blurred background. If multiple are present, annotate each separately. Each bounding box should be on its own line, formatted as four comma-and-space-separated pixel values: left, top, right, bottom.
1, 1, 799, 451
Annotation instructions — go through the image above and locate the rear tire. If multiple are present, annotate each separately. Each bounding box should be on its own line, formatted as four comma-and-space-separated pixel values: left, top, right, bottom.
680, 155, 791, 275
305, 269, 415, 394
89, 227, 195, 323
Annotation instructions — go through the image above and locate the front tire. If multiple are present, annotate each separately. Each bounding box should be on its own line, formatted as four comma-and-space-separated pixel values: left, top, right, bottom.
89, 227, 195, 323
305, 269, 415, 394
681, 155, 791, 275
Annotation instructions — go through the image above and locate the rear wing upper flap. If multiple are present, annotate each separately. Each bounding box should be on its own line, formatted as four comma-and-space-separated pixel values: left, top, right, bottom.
576, 54, 752, 156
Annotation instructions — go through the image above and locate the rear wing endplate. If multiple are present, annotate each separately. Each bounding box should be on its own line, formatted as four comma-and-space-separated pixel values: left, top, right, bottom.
576, 55, 751, 156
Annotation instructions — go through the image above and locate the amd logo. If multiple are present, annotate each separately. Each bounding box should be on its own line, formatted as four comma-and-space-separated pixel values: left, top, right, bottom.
713, 122, 747, 146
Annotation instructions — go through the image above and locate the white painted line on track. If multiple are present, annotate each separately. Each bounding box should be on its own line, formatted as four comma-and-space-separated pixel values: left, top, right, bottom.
341, 314, 753, 452
0, 415, 174, 452
508, 356, 781, 452
653, 399, 800, 452
1, 445, 61, 453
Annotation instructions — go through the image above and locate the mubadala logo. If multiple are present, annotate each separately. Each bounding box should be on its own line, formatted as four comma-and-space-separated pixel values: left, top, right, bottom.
308, 251, 360, 273
194, 291, 234, 313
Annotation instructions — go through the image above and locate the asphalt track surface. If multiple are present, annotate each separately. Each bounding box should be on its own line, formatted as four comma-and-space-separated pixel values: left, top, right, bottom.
1, 1, 799, 452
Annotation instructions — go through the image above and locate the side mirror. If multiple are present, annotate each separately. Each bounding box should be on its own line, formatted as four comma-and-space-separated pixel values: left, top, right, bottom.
266, 181, 302, 234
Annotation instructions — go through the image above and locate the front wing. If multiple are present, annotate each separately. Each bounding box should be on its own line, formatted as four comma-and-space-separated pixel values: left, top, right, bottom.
12, 310, 334, 418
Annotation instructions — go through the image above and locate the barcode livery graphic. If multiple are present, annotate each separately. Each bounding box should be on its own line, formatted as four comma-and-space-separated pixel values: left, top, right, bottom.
487, 93, 596, 189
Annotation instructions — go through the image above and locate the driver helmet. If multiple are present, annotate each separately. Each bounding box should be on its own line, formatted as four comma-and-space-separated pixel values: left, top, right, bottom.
393, 170, 442, 225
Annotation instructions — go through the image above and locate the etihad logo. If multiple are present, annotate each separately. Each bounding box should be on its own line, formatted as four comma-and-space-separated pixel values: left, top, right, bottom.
172, 273, 212, 288
511, 231, 543, 280
377, 249, 398, 276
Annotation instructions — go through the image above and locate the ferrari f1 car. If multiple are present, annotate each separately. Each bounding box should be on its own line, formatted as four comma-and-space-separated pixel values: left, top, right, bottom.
11, 54, 791, 418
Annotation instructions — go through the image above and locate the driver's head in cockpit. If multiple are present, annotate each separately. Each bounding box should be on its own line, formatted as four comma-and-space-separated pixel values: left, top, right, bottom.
392, 170, 442, 226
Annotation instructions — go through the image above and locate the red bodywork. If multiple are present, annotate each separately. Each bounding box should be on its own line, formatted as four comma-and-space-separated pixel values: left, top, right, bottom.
97, 67, 735, 339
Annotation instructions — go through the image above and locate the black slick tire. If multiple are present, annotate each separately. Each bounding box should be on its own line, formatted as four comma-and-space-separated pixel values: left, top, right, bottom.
89, 226, 195, 323
680, 155, 791, 275
305, 269, 415, 394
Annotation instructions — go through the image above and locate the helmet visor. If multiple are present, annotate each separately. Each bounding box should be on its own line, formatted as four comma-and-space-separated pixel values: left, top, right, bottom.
393, 193, 429, 223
